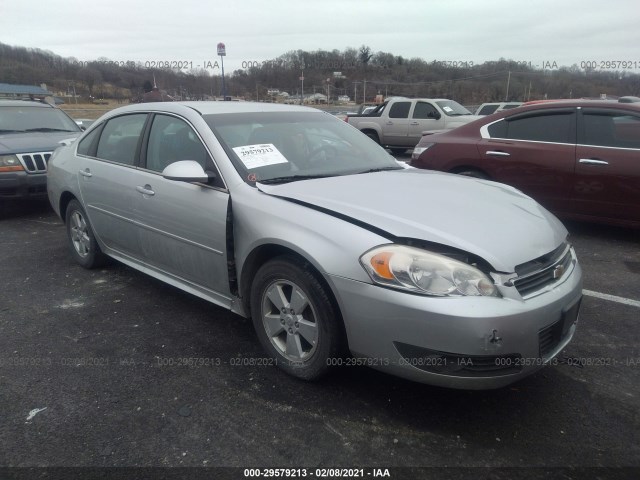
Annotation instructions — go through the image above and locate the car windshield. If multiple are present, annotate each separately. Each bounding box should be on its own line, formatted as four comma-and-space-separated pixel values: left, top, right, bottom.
435, 100, 472, 116
204, 111, 402, 184
0, 105, 80, 133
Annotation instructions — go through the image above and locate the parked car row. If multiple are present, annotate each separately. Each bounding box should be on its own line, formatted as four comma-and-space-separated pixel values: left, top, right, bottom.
46, 101, 583, 390
10, 93, 637, 391
410, 98, 640, 229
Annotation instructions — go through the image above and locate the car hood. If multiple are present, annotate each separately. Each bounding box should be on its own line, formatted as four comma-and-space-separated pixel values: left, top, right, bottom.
0, 131, 80, 154
257, 169, 567, 272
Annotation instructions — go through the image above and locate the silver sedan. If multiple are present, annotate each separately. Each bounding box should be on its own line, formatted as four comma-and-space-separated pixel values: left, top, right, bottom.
47, 101, 583, 389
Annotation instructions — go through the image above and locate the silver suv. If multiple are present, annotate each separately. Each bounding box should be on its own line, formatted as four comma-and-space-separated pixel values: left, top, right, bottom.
0, 100, 81, 198
475, 102, 523, 115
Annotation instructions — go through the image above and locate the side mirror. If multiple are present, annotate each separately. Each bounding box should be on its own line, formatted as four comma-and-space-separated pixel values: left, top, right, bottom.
162, 160, 211, 183
428, 111, 441, 120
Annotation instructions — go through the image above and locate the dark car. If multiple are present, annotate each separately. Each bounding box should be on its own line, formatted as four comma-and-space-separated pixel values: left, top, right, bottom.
410, 99, 640, 228
0, 100, 81, 198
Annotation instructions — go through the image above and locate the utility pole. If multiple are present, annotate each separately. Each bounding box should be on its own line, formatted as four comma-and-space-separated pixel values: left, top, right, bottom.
505, 70, 511, 101
326, 78, 331, 105
300, 61, 305, 105
217, 42, 227, 100
363, 79, 367, 104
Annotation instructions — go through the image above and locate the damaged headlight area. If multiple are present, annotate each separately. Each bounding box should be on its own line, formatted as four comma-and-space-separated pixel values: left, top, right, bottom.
360, 245, 498, 297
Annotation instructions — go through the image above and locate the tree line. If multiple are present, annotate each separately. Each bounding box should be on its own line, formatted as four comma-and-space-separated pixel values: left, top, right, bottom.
2, 42, 639, 105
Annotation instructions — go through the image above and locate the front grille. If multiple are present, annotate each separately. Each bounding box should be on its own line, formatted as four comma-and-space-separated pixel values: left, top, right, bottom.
538, 297, 581, 357
28, 185, 47, 194
514, 245, 573, 297
539, 319, 563, 357
394, 342, 523, 377
17, 152, 52, 173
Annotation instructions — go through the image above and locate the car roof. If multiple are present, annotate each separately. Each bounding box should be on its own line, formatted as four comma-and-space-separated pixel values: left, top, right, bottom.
0, 100, 56, 108
425, 98, 640, 140
479, 102, 521, 106
513, 99, 640, 111
102, 101, 323, 116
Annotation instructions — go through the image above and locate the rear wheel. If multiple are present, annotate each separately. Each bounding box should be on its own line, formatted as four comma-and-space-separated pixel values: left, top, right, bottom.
390, 147, 408, 155
363, 130, 380, 144
65, 199, 108, 269
250, 255, 344, 381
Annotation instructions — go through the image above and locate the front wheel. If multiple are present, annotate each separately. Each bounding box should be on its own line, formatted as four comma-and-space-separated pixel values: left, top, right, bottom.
250, 256, 344, 381
65, 199, 108, 269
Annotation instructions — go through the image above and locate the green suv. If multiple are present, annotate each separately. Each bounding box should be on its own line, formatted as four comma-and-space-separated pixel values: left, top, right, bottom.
0, 100, 81, 198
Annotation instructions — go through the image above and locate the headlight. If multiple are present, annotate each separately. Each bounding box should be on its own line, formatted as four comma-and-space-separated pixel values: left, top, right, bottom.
411, 142, 434, 160
0, 155, 24, 172
360, 245, 498, 297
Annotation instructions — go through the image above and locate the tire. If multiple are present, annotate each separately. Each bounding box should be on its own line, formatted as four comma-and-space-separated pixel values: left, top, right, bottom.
65, 199, 108, 269
363, 131, 380, 144
390, 148, 407, 155
455, 169, 489, 180
250, 255, 344, 381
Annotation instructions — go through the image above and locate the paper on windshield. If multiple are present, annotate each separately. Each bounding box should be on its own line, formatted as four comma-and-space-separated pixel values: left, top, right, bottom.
442, 106, 454, 113
233, 144, 289, 169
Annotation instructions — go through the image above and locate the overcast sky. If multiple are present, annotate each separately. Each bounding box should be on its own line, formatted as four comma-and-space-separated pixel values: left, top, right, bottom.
3, 0, 640, 73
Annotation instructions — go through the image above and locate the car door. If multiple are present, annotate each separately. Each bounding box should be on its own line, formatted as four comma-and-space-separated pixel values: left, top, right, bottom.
573, 108, 640, 224
407, 101, 446, 143
382, 101, 412, 145
76, 113, 148, 258
476, 109, 577, 215
134, 113, 232, 304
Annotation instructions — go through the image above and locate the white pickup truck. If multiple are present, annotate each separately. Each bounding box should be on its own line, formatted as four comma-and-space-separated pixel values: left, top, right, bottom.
346, 97, 481, 153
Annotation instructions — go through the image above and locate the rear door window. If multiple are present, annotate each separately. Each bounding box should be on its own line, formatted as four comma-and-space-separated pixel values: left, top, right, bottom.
388, 102, 411, 119
96, 114, 147, 165
76, 125, 103, 156
492, 111, 576, 143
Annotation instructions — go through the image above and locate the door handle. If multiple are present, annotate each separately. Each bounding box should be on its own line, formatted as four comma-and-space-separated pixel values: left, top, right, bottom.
486, 150, 510, 157
386, 121, 393, 125
579, 159, 609, 166
78, 169, 92, 177
410, 122, 419, 125
136, 185, 155, 196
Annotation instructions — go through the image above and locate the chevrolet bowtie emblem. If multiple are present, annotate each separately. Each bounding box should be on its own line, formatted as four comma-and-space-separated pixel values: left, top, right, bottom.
553, 264, 565, 279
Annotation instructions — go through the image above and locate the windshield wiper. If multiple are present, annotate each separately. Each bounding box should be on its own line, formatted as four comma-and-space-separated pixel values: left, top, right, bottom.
258, 174, 335, 184
0, 129, 25, 133
25, 128, 78, 132
355, 166, 403, 174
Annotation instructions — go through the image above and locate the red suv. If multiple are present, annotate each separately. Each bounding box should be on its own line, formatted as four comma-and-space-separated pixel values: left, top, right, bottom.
410, 99, 640, 228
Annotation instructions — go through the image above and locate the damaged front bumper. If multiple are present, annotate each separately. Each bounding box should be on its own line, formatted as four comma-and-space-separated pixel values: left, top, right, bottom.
326, 260, 583, 390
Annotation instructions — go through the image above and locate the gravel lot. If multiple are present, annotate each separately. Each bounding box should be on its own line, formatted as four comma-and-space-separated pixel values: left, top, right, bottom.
1, 197, 639, 480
